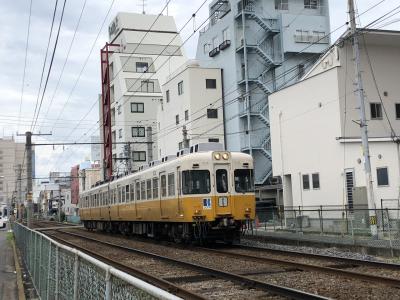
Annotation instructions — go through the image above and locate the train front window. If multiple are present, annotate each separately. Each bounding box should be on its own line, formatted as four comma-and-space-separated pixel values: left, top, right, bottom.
182, 170, 210, 195
216, 169, 228, 193
234, 169, 254, 193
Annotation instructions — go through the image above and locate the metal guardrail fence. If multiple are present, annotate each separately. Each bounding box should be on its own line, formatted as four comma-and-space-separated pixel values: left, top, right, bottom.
252, 206, 400, 254
13, 222, 181, 300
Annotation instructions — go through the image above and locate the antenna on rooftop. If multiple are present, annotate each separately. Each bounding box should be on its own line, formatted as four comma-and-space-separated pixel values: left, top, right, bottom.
138, 0, 147, 14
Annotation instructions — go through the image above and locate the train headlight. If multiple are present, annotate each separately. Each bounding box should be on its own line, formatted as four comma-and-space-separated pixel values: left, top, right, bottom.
245, 208, 251, 212
222, 153, 229, 160
214, 153, 221, 160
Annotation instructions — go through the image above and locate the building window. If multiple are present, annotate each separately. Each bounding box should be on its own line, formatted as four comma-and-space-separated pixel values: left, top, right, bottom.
207, 108, 218, 118
132, 126, 145, 137
112, 131, 116, 149
206, 79, 217, 89
304, 0, 319, 9
222, 28, 230, 41
117, 105, 121, 115
136, 62, 148, 73
185, 110, 189, 121
131, 102, 144, 113
141, 80, 155, 92
118, 129, 122, 139
370, 103, 382, 119
176, 114, 179, 125
377, 167, 389, 186
275, 0, 288, 10
178, 81, 183, 95
166, 90, 170, 103
312, 173, 320, 189
395, 103, 400, 119
178, 142, 183, 150
302, 174, 310, 190
208, 138, 219, 143
132, 151, 146, 161
298, 64, 305, 79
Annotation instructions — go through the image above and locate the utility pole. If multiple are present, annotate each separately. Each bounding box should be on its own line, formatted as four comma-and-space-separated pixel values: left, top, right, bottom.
18, 131, 52, 228
182, 125, 190, 149
348, 0, 378, 237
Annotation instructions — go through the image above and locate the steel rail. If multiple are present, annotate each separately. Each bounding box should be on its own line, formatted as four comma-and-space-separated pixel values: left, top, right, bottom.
45, 232, 205, 300
48, 230, 328, 300
196, 246, 400, 288
233, 244, 400, 271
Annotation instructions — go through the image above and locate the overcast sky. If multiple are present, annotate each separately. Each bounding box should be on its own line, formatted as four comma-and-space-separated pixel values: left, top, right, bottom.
0, 0, 399, 179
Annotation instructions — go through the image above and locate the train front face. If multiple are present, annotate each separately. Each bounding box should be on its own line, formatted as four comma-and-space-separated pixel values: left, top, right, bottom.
182, 151, 255, 240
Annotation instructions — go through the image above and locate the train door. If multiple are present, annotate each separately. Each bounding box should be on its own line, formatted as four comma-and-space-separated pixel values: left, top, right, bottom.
177, 166, 183, 216
214, 164, 232, 215
159, 171, 168, 218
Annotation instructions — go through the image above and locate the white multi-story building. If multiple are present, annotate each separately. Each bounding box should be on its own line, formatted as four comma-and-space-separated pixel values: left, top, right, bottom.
90, 136, 101, 162
269, 29, 400, 210
101, 12, 187, 176
157, 60, 224, 157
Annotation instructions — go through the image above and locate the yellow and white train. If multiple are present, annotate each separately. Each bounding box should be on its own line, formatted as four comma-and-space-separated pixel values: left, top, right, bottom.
79, 150, 255, 243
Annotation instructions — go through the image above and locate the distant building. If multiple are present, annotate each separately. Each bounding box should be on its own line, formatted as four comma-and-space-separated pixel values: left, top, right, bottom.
269, 29, 400, 209
0, 137, 28, 206
157, 60, 224, 157
79, 163, 101, 192
90, 136, 101, 162
195, 0, 331, 196
100, 12, 187, 178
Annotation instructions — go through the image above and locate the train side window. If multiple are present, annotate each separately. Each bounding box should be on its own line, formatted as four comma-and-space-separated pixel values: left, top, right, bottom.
182, 170, 211, 194
161, 174, 167, 197
146, 179, 152, 199
168, 173, 175, 196
125, 185, 130, 202
216, 169, 229, 193
136, 182, 141, 200
141, 181, 146, 200
152, 177, 159, 198
130, 184, 135, 202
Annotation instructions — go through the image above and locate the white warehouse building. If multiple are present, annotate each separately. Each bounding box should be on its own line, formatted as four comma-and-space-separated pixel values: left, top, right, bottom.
270, 29, 400, 210
157, 60, 224, 157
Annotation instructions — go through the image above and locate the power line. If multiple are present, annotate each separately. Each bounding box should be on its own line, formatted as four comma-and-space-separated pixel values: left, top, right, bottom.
39, 0, 88, 131
49, 0, 116, 133
31, 0, 68, 131
30, 0, 60, 131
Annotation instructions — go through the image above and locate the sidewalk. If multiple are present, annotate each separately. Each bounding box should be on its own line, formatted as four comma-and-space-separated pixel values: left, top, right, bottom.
0, 225, 17, 300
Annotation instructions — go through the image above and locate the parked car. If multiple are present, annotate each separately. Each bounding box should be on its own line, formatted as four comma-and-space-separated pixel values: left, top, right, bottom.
0, 216, 5, 229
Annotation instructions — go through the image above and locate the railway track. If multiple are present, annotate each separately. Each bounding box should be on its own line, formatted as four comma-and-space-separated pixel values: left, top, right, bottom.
44, 229, 328, 300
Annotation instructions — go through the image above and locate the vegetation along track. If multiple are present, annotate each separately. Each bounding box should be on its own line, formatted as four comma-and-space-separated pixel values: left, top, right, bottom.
42, 228, 400, 299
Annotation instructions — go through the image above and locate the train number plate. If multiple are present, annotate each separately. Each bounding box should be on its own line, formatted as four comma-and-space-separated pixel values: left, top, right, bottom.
203, 198, 212, 209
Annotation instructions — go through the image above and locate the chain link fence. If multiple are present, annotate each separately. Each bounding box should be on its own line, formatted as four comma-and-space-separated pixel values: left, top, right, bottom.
13, 222, 181, 300
252, 205, 400, 255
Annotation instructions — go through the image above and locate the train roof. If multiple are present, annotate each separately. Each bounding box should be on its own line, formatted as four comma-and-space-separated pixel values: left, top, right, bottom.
81, 151, 253, 194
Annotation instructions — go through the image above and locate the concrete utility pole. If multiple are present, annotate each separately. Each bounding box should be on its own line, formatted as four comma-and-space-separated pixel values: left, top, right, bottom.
348, 0, 378, 237
18, 131, 52, 228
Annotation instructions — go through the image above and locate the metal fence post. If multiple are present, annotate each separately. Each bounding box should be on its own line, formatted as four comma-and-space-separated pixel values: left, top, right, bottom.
345, 205, 349, 234
73, 253, 79, 300
55, 246, 59, 300
105, 269, 112, 300
46, 243, 52, 300
38, 235, 42, 294
319, 206, 323, 234
386, 208, 394, 257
